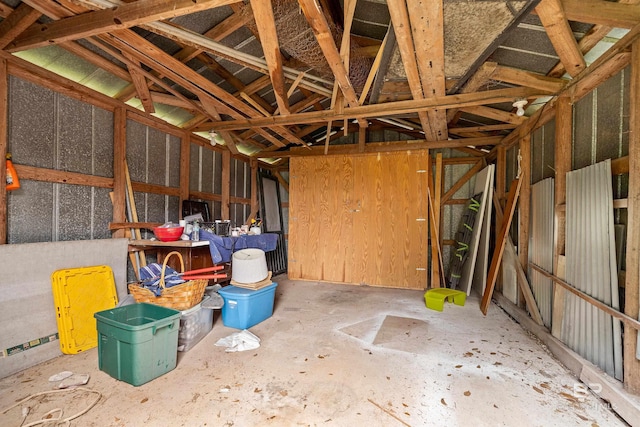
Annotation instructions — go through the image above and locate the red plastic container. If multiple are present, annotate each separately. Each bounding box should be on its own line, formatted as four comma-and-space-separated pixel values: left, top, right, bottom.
153, 226, 184, 242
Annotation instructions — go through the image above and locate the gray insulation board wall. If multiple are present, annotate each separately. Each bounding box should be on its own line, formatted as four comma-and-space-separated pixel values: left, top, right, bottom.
0, 239, 128, 379
7, 76, 115, 244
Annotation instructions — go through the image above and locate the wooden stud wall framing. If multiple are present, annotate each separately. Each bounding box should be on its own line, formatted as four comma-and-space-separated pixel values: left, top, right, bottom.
551, 96, 572, 339
112, 107, 127, 239
0, 58, 7, 245
0, 47, 253, 242
221, 150, 231, 220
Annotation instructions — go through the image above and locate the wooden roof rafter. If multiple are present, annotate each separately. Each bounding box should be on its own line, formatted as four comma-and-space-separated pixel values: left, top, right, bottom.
406, 0, 448, 140
297, 0, 362, 113
96, 32, 225, 119
14, 1, 133, 86
7, 0, 242, 52
0, 3, 41, 50
386, 0, 440, 141
29, 0, 333, 102
249, 0, 290, 115
114, 8, 254, 105
121, 51, 155, 114
535, 0, 586, 78
105, 29, 311, 148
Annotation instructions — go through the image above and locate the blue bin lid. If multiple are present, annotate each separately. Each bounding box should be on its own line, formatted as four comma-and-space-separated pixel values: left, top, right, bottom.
218, 282, 277, 297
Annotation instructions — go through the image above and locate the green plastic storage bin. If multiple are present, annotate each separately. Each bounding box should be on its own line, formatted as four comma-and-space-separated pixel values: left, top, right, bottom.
94, 303, 181, 386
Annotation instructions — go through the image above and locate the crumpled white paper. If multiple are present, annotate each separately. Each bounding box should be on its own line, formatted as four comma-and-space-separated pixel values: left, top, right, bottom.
214, 329, 260, 352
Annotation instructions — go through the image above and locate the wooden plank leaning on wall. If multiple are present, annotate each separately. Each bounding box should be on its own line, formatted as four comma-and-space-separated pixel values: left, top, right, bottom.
625, 38, 640, 395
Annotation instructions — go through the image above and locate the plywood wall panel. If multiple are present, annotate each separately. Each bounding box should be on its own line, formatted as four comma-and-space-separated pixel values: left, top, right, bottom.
289, 151, 428, 289
325, 156, 354, 283
288, 157, 312, 280
353, 153, 385, 285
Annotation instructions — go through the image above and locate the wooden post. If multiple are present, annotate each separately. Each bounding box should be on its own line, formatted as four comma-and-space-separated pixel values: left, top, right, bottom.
358, 125, 366, 153
249, 157, 259, 223
551, 96, 572, 339
624, 39, 640, 394
179, 131, 191, 218
518, 130, 531, 308
0, 59, 7, 244
112, 107, 127, 239
221, 150, 231, 220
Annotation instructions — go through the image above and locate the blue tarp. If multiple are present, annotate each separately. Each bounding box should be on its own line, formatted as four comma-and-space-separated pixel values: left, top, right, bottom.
138, 263, 185, 296
200, 230, 279, 263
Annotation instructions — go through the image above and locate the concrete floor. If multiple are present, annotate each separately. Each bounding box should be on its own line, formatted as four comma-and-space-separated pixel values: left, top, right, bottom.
0, 275, 629, 427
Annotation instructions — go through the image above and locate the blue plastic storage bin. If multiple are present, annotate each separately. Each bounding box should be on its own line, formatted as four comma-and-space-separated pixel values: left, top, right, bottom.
218, 282, 277, 329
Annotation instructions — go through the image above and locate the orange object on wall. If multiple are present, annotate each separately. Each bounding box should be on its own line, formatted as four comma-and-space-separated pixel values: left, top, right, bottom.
5, 153, 20, 191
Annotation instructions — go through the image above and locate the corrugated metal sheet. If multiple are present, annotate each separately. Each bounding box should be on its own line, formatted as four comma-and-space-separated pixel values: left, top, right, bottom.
562, 160, 623, 380
529, 178, 554, 328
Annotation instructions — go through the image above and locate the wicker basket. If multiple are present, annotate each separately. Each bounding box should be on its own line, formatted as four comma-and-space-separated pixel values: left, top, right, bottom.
128, 251, 208, 310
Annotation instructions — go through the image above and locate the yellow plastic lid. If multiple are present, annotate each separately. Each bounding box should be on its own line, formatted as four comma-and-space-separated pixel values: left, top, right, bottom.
51, 265, 118, 354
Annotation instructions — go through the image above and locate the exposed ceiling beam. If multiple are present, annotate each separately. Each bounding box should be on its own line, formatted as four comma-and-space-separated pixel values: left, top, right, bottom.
116, 9, 253, 103
446, 61, 498, 122
7, 0, 241, 52
561, 0, 640, 29
102, 32, 226, 118
298, 0, 360, 108
536, 0, 586, 77
325, 0, 359, 152
250, 0, 290, 115
257, 136, 503, 158
459, 105, 529, 125
547, 23, 612, 78
150, 91, 199, 111
218, 130, 239, 154
547, 0, 640, 78
90, 36, 219, 116
0, 3, 41, 50
198, 53, 275, 115
24, 0, 332, 100
447, 0, 542, 95
387, 0, 438, 140
22, 0, 136, 88
104, 30, 302, 146
22, 0, 76, 18
491, 65, 568, 93
449, 124, 519, 135
122, 51, 155, 113
407, 0, 448, 140
140, 20, 334, 98
359, 29, 389, 104
173, 9, 252, 64
210, 86, 548, 130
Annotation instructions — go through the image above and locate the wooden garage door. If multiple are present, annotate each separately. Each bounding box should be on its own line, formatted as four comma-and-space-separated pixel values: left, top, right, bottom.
288, 151, 429, 289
